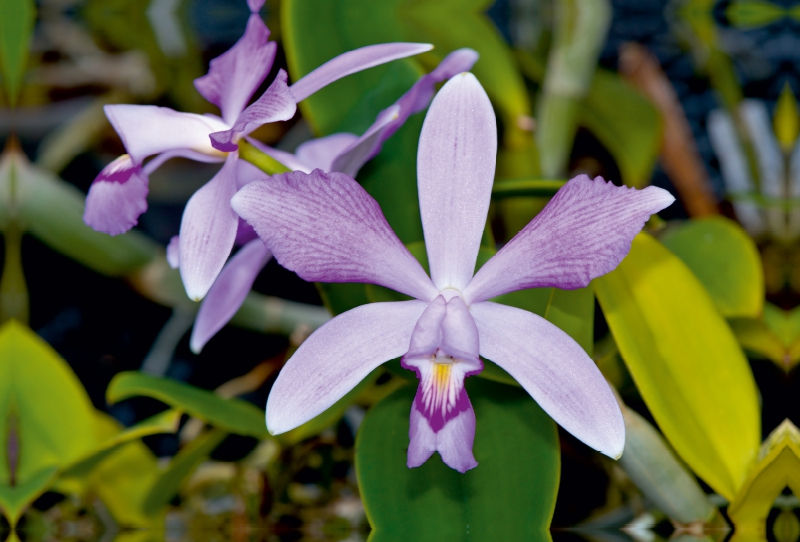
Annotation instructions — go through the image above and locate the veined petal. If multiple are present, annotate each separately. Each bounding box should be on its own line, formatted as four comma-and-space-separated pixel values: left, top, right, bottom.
464, 176, 675, 304
289, 42, 434, 102
329, 106, 400, 177
179, 154, 240, 301
83, 155, 148, 235
405, 295, 446, 359
267, 300, 428, 434
231, 169, 438, 301
441, 295, 480, 363
190, 239, 272, 353
408, 399, 477, 473
471, 301, 625, 459
167, 236, 180, 268
297, 132, 359, 173
417, 73, 496, 292
194, 14, 275, 125
104, 105, 228, 164
210, 70, 296, 152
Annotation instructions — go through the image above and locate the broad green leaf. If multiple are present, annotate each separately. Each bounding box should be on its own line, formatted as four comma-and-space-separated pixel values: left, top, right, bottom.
728, 420, 800, 535
774, 83, 799, 152
0, 151, 158, 276
726, 0, 786, 28
0, 321, 96, 524
660, 216, 763, 318
618, 406, 716, 525
107, 372, 269, 439
579, 70, 662, 188
594, 233, 760, 500
357, 379, 558, 541
0, 0, 35, 105
142, 429, 227, 516
731, 304, 800, 371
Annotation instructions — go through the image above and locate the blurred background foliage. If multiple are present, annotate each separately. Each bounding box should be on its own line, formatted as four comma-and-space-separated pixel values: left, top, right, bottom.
4, 0, 800, 540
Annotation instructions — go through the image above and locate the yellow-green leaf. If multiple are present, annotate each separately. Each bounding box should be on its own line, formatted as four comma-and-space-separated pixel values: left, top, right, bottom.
727, 0, 786, 28
594, 233, 760, 500
0, 0, 35, 105
774, 83, 799, 152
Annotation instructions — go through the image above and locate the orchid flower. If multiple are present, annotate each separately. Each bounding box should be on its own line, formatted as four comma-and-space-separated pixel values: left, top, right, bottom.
83, 0, 432, 301
232, 73, 674, 472
188, 48, 479, 353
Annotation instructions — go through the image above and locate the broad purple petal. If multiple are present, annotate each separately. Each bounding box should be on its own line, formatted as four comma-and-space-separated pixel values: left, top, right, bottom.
231, 169, 438, 301
235, 218, 257, 245
167, 236, 180, 268
210, 70, 296, 152
471, 301, 625, 458
417, 73, 496, 292
179, 154, 240, 301
296, 133, 358, 172
190, 239, 272, 353
289, 43, 434, 102
408, 396, 478, 473
247, 0, 264, 12
104, 105, 228, 164
194, 14, 275, 125
464, 176, 676, 304
328, 49, 479, 178
83, 155, 148, 235
266, 300, 428, 434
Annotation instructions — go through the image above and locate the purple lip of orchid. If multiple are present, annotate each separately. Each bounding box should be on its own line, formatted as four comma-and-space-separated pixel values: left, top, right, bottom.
188, 48, 480, 354
82, 0, 433, 302
231, 72, 675, 473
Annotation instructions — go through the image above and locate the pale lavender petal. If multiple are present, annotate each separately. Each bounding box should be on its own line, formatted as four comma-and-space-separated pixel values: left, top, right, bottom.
471, 301, 625, 458
190, 239, 272, 353
329, 49, 479, 178
464, 176, 676, 304
245, 137, 313, 173
179, 154, 240, 301
83, 155, 148, 235
235, 156, 267, 188
266, 300, 428, 434
289, 43, 434, 102
404, 295, 446, 359
104, 105, 228, 164
441, 296, 480, 363
296, 133, 358, 172
231, 169, 438, 301
210, 70, 296, 152
167, 236, 180, 268
143, 148, 226, 176
417, 73, 496, 292
408, 389, 478, 473
194, 14, 275, 125
247, 0, 264, 13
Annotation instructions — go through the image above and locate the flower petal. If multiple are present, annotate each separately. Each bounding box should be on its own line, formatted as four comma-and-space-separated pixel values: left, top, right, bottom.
289, 42, 434, 103
245, 137, 314, 173
417, 72, 496, 292
296, 133, 359, 172
194, 14, 276, 125
404, 295, 446, 359
209, 70, 297, 152
190, 239, 272, 353
179, 154, 240, 301
167, 236, 180, 268
231, 169, 438, 301
247, 0, 264, 11
266, 300, 428, 434
83, 155, 148, 235
104, 105, 228, 164
329, 49, 479, 179
471, 301, 625, 458
441, 295, 480, 363
464, 176, 676, 304
408, 399, 478, 473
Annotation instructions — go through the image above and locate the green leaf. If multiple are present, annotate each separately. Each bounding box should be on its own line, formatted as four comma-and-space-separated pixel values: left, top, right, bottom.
0, 0, 35, 106
730, 303, 800, 371
0, 321, 96, 524
579, 70, 662, 188
143, 429, 227, 516
594, 233, 760, 500
107, 372, 269, 439
726, 0, 786, 28
660, 216, 763, 318
357, 379, 559, 541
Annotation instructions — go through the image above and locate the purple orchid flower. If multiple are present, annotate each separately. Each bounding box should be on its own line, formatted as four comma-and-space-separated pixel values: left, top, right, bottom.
188, 49, 479, 353
231, 73, 674, 472
83, 0, 432, 301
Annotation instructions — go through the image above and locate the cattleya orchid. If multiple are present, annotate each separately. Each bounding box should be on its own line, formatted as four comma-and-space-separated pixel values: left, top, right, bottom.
83, 0, 432, 301
189, 48, 480, 353
232, 73, 674, 472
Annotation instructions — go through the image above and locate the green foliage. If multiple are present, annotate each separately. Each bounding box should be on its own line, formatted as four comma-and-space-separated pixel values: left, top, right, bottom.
660, 216, 763, 318
594, 233, 760, 500
730, 303, 800, 370
356, 379, 559, 541
107, 371, 270, 439
726, 0, 787, 28
0, 0, 35, 105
